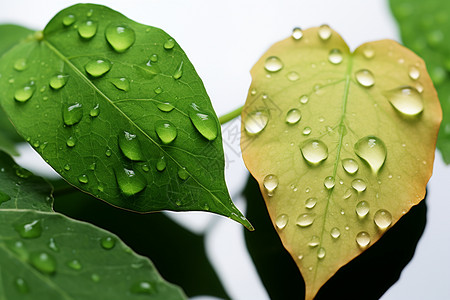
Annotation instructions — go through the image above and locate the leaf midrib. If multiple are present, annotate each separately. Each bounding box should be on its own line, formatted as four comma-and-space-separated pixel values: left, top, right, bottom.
41, 39, 236, 218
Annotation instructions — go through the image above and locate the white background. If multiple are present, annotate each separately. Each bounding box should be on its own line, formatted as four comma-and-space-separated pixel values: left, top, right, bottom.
1, 1, 450, 299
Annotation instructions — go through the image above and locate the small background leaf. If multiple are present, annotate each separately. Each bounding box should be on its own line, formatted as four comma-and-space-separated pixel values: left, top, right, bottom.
241, 27, 440, 299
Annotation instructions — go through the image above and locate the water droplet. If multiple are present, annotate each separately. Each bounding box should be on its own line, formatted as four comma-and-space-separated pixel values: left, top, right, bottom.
48, 238, 59, 252
49, 74, 69, 90
14, 166, 32, 179
157, 102, 174, 112
189, 104, 218, 141
263, 174, 278, 193
386, 86, 424, 116
302, 127, 312, 136
292, 27, 303, 40
156, 156, 166, 172
408, 65, 420, 80
14, 220, 42, 239
354, 136, 387, 173
296, 213, 315, 227
356, 201, 370, 217
299, 95, 309, 104
130, 281, 155, 295
317, 247, 326, 259
0, 190, 11, 204
352, 179, 367, 192
119, 131, 145, 161
90, 104, 100, 117
164, 38, 175, 50
318, 24, 332, 40
91, 273, 100, 282
275, 214, 288, 229
29, 251, 56, 274
110, 77, 130, 91
308, 236, 320, 247
264, 56, 283, 73
356, 231, 371, 248
85, 59, 112, 77
14, 277, 29, 294
374, 209, 392, 229
244, 110, 269, 135
330, 227, 341, 239
328, 49, 343, 64
105, 149, 112, 157
155, 120, 177, 144
63, 103, 83, 126
173, 61, 183, 80
323, 176, 335, 189
287, 71, 299, 81
78, 20, 98, 39
14, 58, 27, 71
78, 174, 88, 184
63, 14, 76, 26
141, 164, 149, 172
116, 167, 146, 196
105, 24, 135, 53
14, 81, 35, 102
7, 240, 28, 260
178, 168, 189, 180
285, 109, 301, 124
363, 46, 375, 59
66, 136, 76, 148
355, 69, 375, 87
342, 158, 359, 174
305, 197, 317, 209
300, 139, 328, 165
67, 259, 82, 270
154, 87, 163, 94
101, 236, 116, 249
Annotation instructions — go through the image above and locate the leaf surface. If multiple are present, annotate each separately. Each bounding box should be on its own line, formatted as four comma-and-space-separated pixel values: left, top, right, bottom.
241, 27, 441, 299
0, 4, 251, 229
390, 0, 450, 163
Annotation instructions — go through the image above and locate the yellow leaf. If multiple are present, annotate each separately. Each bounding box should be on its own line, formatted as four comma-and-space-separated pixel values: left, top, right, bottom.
241, 26, 441, 299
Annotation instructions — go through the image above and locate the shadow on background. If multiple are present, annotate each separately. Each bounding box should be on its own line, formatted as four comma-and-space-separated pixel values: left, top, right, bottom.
52, 180, 229, 299
244, 175, 427, 300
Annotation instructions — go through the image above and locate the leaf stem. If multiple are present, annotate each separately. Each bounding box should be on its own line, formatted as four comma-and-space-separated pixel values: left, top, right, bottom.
218, 106, 243, 125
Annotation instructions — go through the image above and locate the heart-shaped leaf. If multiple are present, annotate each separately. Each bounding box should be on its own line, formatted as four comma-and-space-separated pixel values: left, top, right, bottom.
241, 26, 441, 299
0, 4, 251, 229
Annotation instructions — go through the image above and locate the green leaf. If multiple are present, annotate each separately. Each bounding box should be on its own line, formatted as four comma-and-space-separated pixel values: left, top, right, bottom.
0, 151, 186, 299
0, 4, 251, 229
241, 26, 441, 299
390, 0, 450, 163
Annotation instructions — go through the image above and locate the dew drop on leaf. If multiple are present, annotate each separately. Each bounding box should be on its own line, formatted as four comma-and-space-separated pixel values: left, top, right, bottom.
49, 74, 69, 90
328, 48, 343, 64
78, 174, 88, 184
302, 127, 312, 136
285, 108, 302, 124
386, 86, 424, 117
362, 46, 375, 59
355, 201, 370, 217
157, 102, 174, 112
244, 110, 269, 135
356, 231, 371, 248
178, 168, 189, 180
317, 247, 326, 259
90, 104, 100, 117
188, 104, 218, 141
115, 167, 146, 196
173, 60, 183, 80
130, 281, 155, 295
374, 209, 392, 230
85, 59, 112, 77
408, 65, 420, 80
14, 278, 29, 294
305, 197, 317, 209
300, 139, 328, 165
354, 135, 387, 173
63, 103, 83, 126
299, 95, 309, 104
351, 178, 367, 192
0, 190, 11, 204
7, 241, 28, 260
101, 236, 116, 249
163, 38, 175, 50
67, 259, 82, 270
105, 24, 135, 53
308, 236, 320, 247
342, 158, 359, 174
62, 14, 76, 26
263, 174, 278, 193
275, 214, 288, 230
156, 156, 166, 172
14, 220, 42, 239
105, 149, 112, 157
296, 213, 315, 227
287, 71, 299, 81
78, 20, 98, 39
355, 69, 375, 87
48, 237, 59, 252
318, 24, 332, 41
292, 27, 303, 40
91, 273, 100, 282
330, 227, 341, 239
109, 77, 130, 91
323, 176, 335, 189
118, 131, 145, 161
14, 58, 27, 71
264, 56, 283, 73
155, 120, 177, 144
14, 81, 35, 102
66, 136, 76, 148
29, 251, 57, 275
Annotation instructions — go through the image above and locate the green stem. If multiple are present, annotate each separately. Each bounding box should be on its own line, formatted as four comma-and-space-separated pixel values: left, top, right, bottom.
218, 106, 243, 125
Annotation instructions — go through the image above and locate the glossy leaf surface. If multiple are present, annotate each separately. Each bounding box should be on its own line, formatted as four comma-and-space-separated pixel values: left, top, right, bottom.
0, 4, 250, 229
241, 27, 441, 299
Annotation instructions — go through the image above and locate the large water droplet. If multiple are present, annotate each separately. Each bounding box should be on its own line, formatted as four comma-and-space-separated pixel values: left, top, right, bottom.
14, 220, 42, 239
323, 176, 335, 189
356, 231, 371, 248
352, 178, 367, 192
29, 251, 56, 274
14, 277, 29, 294
130, 281, 155, 295
263, 174, 278, 193
328, 49, 343, 64
318, 24, 332, 40
85, 59, 112, 77
264, 56, 283, 73
105, 24, 135, 53
62, 14, 76, 26
189, 104, 218, 141
101, 236, 116, 249
355, 69, 375, 87
157, 102, 174, 112
67, 259, 82, 270
308, 236, 320, 247
63, 102, 83, 126
386, 86, 424, 116
342, 158, 359, 174
300, 139, 328, 165
49, 74, 69, 90
115, 167, 146, 196
296, 213, 315, 227
164, 38, 175, 50
305, 197, 317, 209
155, 120, 177, 144
292, 27, 303, 40
356, 201, 370, 217
110, 77, 130, 91
0, 190, 11, 204
330, 227, 341, 239
275, 214, 288, 230
14, 81, 35, 102
244, 110, 269, 135
119, 131, 145, 161
173, 61, 183, 80
285, 109, 301, 124
14, 58, 27, 71
317, 247, 326, 259
78, 20, 98, 39
354, 135, 387, 173
374, 209, 392, 229
408, 65, 420, 80
156, 156, 166, 172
